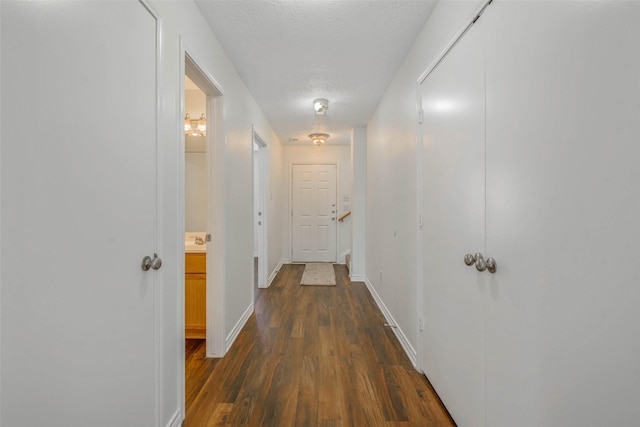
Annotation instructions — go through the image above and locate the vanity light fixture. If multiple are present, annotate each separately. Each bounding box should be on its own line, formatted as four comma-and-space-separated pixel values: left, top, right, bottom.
309, 133, 329, 145
184, 113, 206, 137
313, 98, 329, 115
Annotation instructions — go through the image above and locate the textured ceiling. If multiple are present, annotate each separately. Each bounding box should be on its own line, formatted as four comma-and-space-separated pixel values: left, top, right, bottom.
194, 0, 437, 145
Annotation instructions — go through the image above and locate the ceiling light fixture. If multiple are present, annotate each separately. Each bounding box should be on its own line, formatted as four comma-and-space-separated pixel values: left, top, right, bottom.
309, 133, 329, 145
313, 98, 329, 115
184, 113, 206, 137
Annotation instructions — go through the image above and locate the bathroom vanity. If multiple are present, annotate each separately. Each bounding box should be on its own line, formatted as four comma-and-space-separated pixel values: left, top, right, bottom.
185, 233, 207, 339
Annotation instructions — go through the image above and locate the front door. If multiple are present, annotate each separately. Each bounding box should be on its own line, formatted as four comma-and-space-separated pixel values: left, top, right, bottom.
291, 164, 337, 263
1, 2, 161, 425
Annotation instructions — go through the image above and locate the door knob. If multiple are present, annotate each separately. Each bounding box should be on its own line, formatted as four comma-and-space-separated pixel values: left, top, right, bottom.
150, 253, 162, 270
464, 253, 484, 265
463, 253, 497, 273
464, 253, 476, 266
486, 257, 497, 273
141, 255, 152, 271
258, 221, 262, 225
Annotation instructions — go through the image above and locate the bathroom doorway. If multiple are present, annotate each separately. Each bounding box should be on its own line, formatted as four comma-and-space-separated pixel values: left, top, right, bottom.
182, 52, 226, 358
184, 75, 208, 340
253, 130, 268, 302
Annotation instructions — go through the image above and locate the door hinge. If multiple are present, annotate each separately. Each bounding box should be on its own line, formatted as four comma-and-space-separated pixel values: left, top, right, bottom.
418, 315, 424, 332
418, 212, 423, 228
418, 109, 424, 124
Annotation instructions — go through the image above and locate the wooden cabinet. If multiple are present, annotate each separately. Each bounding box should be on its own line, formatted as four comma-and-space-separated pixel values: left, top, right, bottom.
185, 253, 206, 339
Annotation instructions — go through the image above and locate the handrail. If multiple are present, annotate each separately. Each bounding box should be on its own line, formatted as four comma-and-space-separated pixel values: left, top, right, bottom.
338, 211, 351, 222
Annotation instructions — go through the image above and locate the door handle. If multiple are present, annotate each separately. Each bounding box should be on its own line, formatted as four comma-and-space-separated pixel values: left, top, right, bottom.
150, 253, 162, 270
142, 254, 162, 271
464, 253, 497, 273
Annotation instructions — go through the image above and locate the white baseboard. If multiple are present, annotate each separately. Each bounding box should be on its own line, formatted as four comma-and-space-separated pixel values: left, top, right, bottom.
267, 259, 285, 287
166, 409, 182, 427
349, 274, 366, 282
363, 277, 417, 368
226, 303, 254, 352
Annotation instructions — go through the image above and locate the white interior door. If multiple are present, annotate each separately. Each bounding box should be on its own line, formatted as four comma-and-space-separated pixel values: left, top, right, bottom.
292, 164, 337, 263
484, 2, 640, 425
253, 133, 268, 291
1, 2, 160, 425
420, 18, 487, 426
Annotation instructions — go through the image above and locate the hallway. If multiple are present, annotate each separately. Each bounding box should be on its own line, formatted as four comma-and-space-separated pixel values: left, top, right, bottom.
185, 264, 454, 426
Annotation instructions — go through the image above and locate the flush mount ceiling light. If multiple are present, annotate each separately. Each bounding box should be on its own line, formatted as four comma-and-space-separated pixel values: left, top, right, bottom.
313, 98, 329, 115
184, 113, 206, 137
309, 133, 329, 145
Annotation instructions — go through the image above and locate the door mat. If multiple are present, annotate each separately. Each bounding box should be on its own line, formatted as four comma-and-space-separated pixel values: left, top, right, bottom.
300, 263, 336, 286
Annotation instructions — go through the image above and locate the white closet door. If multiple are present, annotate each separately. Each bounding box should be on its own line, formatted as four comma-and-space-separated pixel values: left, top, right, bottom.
484, 2, 640, 425
1, 2, 160, 425
420, 18, 487, 426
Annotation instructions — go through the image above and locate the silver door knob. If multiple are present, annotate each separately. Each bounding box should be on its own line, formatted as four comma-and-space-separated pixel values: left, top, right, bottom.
141, 256, 152, 271
464, 253, 497, 273
150, 253, 162, 270
464, 253, 484, 265
486, 257, 497, 273
464, 253, 475, 266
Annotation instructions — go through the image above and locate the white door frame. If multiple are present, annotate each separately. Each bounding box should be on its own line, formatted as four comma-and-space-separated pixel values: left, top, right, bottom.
289, 163, 339, 263
252, 128, 268, 291
179, 41, 227, 415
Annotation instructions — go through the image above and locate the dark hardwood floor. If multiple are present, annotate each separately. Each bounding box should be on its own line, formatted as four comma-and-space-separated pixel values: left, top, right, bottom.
185, 264, 455, 426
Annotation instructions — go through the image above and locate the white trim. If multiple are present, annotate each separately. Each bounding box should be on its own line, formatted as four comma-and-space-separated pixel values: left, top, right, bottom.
138, 2, 164, 424
417, 0, 492, 84
182, 47, 226, 360
267, 259, 285, 287
226, 303, 254, 351
363, 277, 417, 368
165, 409, 182, 427
0, 0, 4, 418
349, 274, 366, 282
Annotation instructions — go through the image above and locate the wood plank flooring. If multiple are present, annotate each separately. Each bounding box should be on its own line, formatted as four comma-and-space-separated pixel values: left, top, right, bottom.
185, 264, 455, 426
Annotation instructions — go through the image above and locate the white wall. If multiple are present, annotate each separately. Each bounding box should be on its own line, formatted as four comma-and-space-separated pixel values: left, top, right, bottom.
282, 145, 352, 264
366, 1, 482, 360
148, 1, 283, 423
185, 137, 207, 232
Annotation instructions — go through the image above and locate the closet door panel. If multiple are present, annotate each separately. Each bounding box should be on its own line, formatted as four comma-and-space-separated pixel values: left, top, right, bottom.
420, 19, 487, 426
485, 2, 640, 425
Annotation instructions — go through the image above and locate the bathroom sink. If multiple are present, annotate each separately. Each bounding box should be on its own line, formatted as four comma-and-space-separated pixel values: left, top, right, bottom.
185, 232, 207, 252
185, 243, 206, 252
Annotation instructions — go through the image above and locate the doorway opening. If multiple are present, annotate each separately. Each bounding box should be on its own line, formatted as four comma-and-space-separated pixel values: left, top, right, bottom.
181, 49, 226, 418
253, 129, 268, 302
